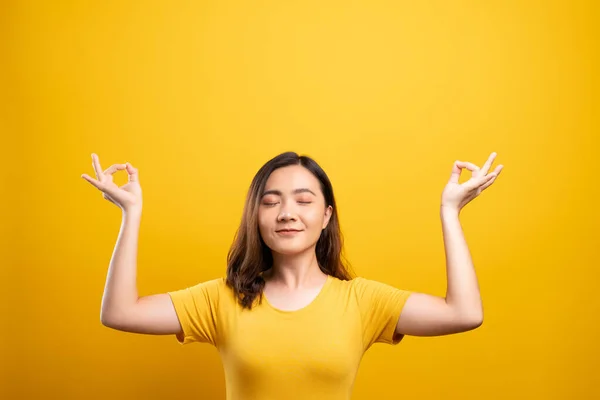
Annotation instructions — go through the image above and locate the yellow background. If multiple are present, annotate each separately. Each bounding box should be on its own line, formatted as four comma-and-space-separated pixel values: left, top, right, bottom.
2, 0, 598, 399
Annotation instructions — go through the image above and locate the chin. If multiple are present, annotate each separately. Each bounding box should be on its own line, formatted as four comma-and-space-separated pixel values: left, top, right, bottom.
267, 241, 314, 256
271, 245, 307, 256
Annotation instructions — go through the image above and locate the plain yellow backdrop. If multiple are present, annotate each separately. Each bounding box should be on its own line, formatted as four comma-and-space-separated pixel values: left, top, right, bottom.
2, 1, 598, 399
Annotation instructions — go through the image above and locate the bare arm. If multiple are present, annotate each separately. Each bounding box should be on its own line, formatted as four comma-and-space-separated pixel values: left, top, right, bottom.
395, 153, 503, 336
395, 208, 483, 337
100, 210, 182, 335
82, 154, 183, 335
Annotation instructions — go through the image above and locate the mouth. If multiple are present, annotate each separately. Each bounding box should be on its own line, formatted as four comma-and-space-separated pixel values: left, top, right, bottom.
276, 229, 303, 235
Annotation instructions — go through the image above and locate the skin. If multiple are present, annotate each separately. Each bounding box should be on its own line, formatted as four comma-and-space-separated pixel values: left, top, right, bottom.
257, 152, 504, 337
257, 165, 333, 310
396, 151, 504, 336
83, 151, 504, 338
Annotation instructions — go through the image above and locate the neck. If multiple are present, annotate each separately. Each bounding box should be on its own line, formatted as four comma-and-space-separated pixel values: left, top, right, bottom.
265, 246, 327, 289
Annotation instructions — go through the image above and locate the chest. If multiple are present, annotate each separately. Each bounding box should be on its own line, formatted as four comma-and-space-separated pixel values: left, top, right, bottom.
261, 284, 323, 311
219, 300, 364, 389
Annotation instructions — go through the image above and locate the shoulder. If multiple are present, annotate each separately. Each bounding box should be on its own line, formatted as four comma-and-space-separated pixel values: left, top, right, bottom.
328, 275, 380, 295
188, 277, 228, 290
335, 276, 381, 290
175, 277, 231, 300
334, 275, 411, 298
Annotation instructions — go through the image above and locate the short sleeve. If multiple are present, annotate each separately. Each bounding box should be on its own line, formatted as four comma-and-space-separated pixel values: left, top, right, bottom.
352, 277, 412, 350
167, 278, 224, 346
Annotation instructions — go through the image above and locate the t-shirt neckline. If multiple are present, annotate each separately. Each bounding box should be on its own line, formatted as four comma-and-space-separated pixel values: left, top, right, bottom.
262, 274, 333, 316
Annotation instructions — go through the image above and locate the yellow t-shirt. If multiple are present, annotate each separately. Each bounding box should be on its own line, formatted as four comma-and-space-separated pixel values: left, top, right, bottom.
168, 275, 412, 400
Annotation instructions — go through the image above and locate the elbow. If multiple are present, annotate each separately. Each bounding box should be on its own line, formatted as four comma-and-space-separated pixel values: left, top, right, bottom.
455, 308, 483, 332
100, 312, 114, 328
468, 317, 483, 330
100, 309, 123, 329
462, 315, 483, 331
100, 299, 139, 330
101, 314, 127, 330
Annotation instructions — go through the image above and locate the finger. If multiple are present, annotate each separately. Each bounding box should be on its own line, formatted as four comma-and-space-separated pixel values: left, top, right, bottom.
456, 161, 480, 172
481, 152, 497, 175
104, 163, 128, 175
449, 161, 479, 184
467, 171, 496, 191
125, 162, 139, 182
92, 153, 103, 180
81, 173, 102, 190
479, 173, 497, 191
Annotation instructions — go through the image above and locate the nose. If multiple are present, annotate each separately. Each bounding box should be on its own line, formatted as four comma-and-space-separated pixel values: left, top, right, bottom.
277, 211, 296, 222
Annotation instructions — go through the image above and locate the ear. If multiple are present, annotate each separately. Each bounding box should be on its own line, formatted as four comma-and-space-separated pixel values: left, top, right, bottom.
322, 205, 333, 230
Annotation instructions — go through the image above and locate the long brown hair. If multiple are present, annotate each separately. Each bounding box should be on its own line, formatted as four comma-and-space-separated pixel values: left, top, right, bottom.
226, 151, 354, 309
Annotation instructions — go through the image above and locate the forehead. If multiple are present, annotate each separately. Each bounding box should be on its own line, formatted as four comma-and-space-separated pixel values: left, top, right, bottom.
264, 165, 320, 191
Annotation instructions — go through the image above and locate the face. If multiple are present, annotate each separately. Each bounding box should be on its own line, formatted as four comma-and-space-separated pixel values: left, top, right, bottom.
258, 165, 333, 256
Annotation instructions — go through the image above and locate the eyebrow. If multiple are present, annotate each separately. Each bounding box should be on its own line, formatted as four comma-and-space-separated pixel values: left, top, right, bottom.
261, 188, 317, 197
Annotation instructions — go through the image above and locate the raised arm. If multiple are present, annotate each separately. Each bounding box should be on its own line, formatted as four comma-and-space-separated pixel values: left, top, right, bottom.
99, 211, 182, 335
395, 152, 504, 337
81, 154, 183, 336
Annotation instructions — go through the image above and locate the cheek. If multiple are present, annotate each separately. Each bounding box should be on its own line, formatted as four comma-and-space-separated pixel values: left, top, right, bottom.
304, 210, 325, 228
257, 212, 270, 232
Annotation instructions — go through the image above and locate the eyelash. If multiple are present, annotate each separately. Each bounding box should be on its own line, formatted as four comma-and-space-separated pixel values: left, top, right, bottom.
263, 201, 312, 207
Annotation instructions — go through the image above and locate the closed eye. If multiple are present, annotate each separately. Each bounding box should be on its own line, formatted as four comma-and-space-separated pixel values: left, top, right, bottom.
262, 201, 312, 206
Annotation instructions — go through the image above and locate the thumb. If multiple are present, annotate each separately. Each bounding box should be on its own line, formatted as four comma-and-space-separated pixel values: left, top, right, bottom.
125, 162, 139, 183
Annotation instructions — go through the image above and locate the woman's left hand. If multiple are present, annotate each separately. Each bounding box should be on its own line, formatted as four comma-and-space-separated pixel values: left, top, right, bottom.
441, 152, 504, 213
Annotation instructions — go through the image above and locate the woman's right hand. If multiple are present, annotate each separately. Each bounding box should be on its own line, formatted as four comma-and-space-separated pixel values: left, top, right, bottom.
81, 153, 143, 213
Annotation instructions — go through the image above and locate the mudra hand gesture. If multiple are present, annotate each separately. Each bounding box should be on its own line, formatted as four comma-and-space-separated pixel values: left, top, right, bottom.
441, 152, 504, 213
81, 153, 143, 213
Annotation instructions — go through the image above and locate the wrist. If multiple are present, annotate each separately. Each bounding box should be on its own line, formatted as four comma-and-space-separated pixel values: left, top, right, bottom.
123, 207, 142, 219
440, 205, 460, 218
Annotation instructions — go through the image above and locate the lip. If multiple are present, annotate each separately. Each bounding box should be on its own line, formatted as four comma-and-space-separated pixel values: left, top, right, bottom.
276, 229, 303, 236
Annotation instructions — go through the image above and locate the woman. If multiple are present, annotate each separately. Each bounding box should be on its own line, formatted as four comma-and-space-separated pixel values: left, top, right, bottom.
81, 150, 503, 400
